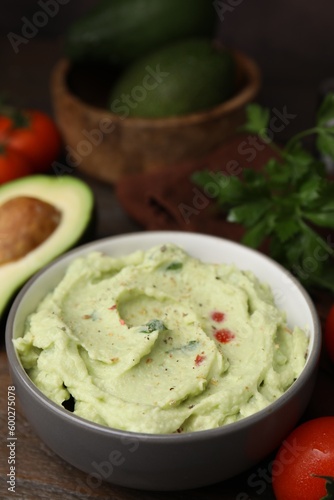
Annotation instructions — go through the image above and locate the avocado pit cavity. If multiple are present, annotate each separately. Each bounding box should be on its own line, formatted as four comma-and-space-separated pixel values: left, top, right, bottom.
0, 196, 61, 265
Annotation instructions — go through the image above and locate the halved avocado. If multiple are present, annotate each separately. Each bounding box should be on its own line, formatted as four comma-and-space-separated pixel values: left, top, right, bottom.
0, 175, 94, 321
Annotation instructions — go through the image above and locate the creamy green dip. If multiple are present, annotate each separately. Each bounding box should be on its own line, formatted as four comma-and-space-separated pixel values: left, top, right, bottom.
14, 244, 308, 433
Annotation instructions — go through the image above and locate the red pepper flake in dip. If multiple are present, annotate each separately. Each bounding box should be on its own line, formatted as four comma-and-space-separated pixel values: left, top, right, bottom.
108, 305, 117, 310
214, 329, 235, 344
119, 318, 125, 325
211, 311, 225, 323
195, 354, 206, 366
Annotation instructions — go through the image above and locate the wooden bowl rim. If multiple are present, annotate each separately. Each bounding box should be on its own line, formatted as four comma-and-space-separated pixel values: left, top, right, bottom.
51, 49, 261, 128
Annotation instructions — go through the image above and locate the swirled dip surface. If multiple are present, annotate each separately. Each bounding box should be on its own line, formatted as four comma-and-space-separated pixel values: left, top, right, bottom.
14, 244, 308, 433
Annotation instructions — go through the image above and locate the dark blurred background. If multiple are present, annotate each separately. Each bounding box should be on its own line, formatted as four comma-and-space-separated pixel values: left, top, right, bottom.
0, 0, 334, 142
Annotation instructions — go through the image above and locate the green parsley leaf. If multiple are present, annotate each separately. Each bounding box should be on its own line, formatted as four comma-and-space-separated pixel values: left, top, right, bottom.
297, 175, 323, 205
239, 103, 270, 135
191, 96, 334, 294
191, 171, 219, 194
316, 93, 334, 127
319, 199, 334, 212
264, 158, 291, 186
316, 130, 334, 160
241, 218, 270, 248
274, 218, 300, 243
302, 210, 334, 230
242, 168, 268, 193
215, 175, 246, 205
227, 199, 272, 227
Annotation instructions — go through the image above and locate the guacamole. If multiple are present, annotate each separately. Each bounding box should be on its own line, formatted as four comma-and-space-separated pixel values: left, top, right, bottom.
14, 244, 308, 433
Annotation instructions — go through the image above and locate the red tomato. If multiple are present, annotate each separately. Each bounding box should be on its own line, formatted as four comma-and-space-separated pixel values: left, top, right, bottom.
325, 305, 334, 364
0, 145, 32, 183
272, 417, 334, 500
0, 109, 61, 173
0, 116, 12, 138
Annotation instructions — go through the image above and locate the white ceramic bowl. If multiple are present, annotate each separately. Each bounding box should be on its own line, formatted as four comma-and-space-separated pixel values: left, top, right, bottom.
5, 231, 321, 491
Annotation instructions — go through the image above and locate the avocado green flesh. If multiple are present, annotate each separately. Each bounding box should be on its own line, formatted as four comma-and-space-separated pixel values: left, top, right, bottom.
0, 175, 94, 320
65, 0, 216, 65
109, 38, 236, 118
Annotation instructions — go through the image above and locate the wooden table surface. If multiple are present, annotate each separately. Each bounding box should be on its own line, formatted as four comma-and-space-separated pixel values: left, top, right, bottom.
1, 10, 334, 497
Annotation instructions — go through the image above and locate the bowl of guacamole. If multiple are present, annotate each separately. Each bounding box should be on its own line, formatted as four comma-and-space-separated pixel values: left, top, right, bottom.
6, 231, 320, 491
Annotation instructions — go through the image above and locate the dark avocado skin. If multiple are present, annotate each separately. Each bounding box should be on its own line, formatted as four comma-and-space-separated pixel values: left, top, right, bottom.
65, 0, 216, 66
109, 38, 236, 118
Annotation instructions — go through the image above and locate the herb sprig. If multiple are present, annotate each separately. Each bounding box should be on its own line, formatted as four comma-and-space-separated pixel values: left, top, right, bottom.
192, 94, 334, 294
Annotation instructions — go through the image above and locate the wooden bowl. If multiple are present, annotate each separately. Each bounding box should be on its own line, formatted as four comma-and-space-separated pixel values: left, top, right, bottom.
50, 51, 261, 184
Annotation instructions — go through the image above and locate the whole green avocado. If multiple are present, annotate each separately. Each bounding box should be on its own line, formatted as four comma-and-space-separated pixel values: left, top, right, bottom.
109, 38, 236, 118
65, 0, 216, 66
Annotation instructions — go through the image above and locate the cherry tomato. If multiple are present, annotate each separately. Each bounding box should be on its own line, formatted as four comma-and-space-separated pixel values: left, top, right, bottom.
325, 305, 334, 364
0, 145, 32, 184
272, 417, 334, 500
0, 109, 61, 173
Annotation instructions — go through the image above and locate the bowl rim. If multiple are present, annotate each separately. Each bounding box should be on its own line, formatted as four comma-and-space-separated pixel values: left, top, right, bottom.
5, 231, 321, 442
51, 48, 261, 128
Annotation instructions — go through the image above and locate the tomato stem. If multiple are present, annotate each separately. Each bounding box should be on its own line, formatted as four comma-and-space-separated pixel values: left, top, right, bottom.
0, 103, 30, 129
312, 475, 334, 500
